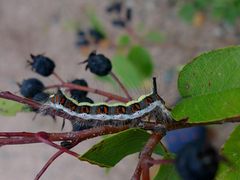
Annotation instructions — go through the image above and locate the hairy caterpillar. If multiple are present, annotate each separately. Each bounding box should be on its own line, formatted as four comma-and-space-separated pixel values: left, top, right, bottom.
41, 78, 175, 127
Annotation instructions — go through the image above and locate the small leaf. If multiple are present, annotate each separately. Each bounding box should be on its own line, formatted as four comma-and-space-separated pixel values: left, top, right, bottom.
112, 55, 145, 88
145, 31, 164, 44
88, 9, 106, 38
178, 4, 196, 23
118, 35, 131, 46
80, 128, 165, 167
153, 154, 181, 180
216, 124, 240, 179
172, 46, 240, 123
0, 98, 24, 116
127, 46, 154, 79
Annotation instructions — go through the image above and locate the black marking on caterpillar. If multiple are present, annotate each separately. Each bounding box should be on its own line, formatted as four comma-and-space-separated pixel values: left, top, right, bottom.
41, 78, 175, 127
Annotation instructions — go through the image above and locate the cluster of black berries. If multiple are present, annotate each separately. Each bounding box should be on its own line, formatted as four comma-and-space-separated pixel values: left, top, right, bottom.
175, 139, 219, 180
21, 54, 56, 100
106, 2, 132, 28
80, 51, 112, 76
21, 54, 56, 119
76, 29, 105, 47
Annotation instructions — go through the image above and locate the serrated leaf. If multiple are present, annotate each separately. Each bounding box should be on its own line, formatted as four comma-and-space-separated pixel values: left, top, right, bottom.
80, 128, 165, 167
153, 154, 181, 180
118, 35, 131, 46
127, 46, 154, 79
145, 31, 164, 44
216, 124, 240, 179
0, 98, 24, 116
88, 9, 106, 38
172, 46, 240, 123
178, 4, 196, 23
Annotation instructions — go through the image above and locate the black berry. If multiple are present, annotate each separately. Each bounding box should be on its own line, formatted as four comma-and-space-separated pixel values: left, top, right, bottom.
106, 2, 122, 13
28, 54, 55, 77
20, 78, 44, 98
70, 79, 88, 98
89, 29, 105, 42
33, 92, 49, 104
175, 139, 219, 180
76, 30, 89, 47
76, 39, 89, 46
80, 51, 112, 76
112, 20, 125, 27
126, 8, 132, 21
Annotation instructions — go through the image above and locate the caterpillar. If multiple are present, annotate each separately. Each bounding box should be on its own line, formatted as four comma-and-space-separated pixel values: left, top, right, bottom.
41, 78, 175, 127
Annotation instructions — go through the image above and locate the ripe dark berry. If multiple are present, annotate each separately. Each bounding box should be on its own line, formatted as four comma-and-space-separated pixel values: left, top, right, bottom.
89, 29, 105, 42
112, 20, 125, 27
126, 8, 132, 21
20, 78, 44, 98
76, 39, 89, 46
28, 54, 55, 77
76, 31, 89, 47
106, 2, 122, 13
79, 51, 112, 76
33, 92, 49, 104
175, 139, 219, 180
70, 79, 88, 98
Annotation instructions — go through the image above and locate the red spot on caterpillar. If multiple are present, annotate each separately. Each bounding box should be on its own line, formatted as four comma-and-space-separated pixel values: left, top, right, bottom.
86, 107, 89, 113
72, 105, 76, 111
131, 107, 135, 113
66, 103, 71, 108
61, 98, 66, 105
122, 107, 126, 113
98, 108, 101, 114
51, 98, 54, 103
135, 104, 140, 110
104, 106, 108, 114
147, 97, 153, 102
56, 95, 59, 102
145, 99, 149, 105
116, 108, 120, 115
156, 94, 160, 100
80, 108, 83, 113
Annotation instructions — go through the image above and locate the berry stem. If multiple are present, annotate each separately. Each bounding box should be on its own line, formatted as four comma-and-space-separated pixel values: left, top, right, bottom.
109, 72, 132, 101
52, 71, 65, 84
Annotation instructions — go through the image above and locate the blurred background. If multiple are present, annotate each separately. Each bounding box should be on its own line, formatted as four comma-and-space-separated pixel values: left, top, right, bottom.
0, 0, 240, 179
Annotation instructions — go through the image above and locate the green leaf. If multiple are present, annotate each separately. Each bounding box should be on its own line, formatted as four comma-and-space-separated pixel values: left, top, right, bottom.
118, 35, 131, 46
88, 9, 106, 38
178, 4, 196, 23
216, 124, 240, 179
145, 31, 164, 44
80, 128, 165, 167
0, 98, 24, 116
112, 55, 146, 88
172, 46, 240, 123
127, 46, 154, 79
153, 154, 181, 180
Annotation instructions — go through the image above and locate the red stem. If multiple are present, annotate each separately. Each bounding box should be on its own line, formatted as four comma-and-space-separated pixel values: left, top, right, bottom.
52, 71, 65, 84
109, 72, 132, 101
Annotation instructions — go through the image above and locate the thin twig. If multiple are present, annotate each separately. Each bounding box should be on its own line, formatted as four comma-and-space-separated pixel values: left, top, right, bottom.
109, 72, 132, 100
